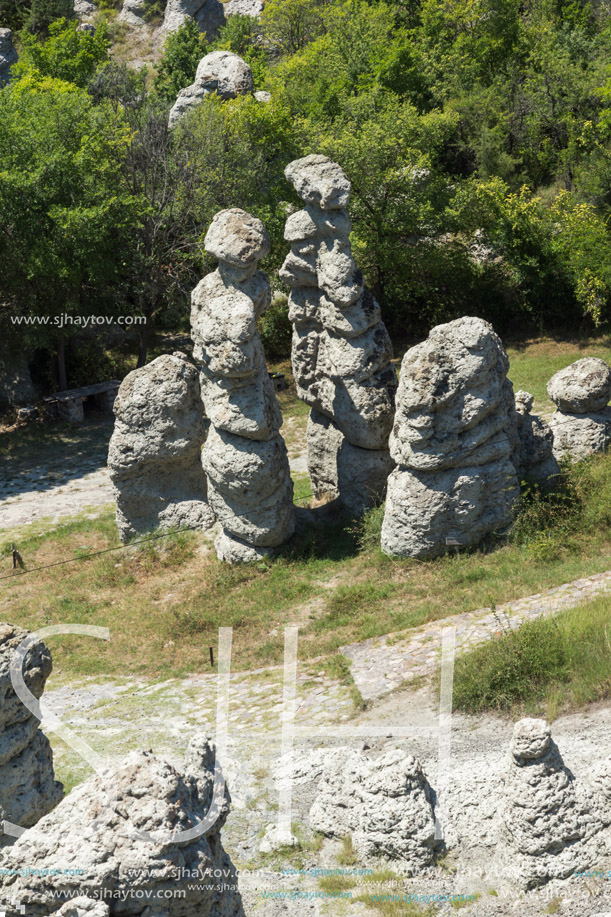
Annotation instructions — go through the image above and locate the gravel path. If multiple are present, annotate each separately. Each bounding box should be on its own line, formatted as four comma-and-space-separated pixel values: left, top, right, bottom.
342, 569, 611, 700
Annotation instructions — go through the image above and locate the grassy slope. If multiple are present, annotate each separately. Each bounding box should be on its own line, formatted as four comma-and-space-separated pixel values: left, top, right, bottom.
1, 336, 611, 684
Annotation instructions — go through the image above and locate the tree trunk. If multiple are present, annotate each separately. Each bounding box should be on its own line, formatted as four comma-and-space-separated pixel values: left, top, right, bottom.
136, 311, 152, 368
57, 333, 68, 392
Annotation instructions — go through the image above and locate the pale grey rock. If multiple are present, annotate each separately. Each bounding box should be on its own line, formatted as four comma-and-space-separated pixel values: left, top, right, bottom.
309, 747, 438, 869
513, 389, 559, 485
306, 408, 342, 501
258, 823, 298, 854
73, 0, 97, 17
0, 624, 63, 837
381, 317, 520, 558
497, 718, 609, 889
56, 900, 109, 917
76, 21, 96, 33
282, 155, 396, 509
226, 0, 264, 15
337, 440, 394, 516
0, 738, 244, 917
108, 353, 214, 542
381, 458, 519, 558
0, 350, 35, 412
0, 29, 17, 87
168, 51, 253, 128
549, 408, 611, 462
285, 154, 351, 211
118, 0, 146, 24
193, 209, 294, 561
547, 357, 611, 414
163, 0, 226, 35
253, 89, 271, 102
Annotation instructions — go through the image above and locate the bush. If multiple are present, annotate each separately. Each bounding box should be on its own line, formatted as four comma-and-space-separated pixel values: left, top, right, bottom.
26, 0, 75, 35
258, 294, 292, 359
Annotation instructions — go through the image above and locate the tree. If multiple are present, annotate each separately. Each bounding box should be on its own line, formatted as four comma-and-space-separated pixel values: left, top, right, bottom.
260, 0, 331, 54
0, 76, 141, 389
25, 0, 75, 35
154, 19, 207, 100
16, 19, 110, 88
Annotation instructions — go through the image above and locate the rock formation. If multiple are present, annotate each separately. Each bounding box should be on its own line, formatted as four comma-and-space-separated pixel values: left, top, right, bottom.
225, 0, 264, 15
548, 357, 611, 462
0, 29, 17, 87
280, 154, 397, 513
168, 50, 254, 128
73, 0, 97, 17
163, 0, 226, 37
118, 0, 146, 25
309, 747, 438, 870
497, 718, 608, 889
0, 624, 63, 841
107, 352, 215, 542
191, 208, 295, 562
0, 350, 35, 413
512, 389, 560, 485
0, 737, 245, 917
381, 316, 520, 558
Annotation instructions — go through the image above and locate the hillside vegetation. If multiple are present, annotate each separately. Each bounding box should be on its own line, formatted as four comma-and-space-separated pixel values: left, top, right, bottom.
3, 0, 611, 389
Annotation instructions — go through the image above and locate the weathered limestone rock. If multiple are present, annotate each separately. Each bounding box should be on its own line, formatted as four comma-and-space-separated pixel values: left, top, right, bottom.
0, 737, 244, 917
513, 389, 559, 485
73, 0, 97, 16
169, 50, 253, 128
0, 29, 17, 87
56, 900, 109, 917
381, 317, 520, 558
497, 718, 608, 889
108, 352, 214, 542
309, 747, 438, 870
306, 409, 343, 501
0, 350, 35, 412
225, 0, 264, 15
281, 155, 397, 513
118, 0, 146, 24
547, 359, 611, 462
0, 624, 63, 840
163, 0, 226, 37
192, 209, 294, 562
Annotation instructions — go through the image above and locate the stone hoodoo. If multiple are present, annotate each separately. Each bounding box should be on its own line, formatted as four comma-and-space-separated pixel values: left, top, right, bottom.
497, 718, 608, 889
280, 154, 397, 513
381, 316, 520, 558
0, 29, 18, 86
118, 0, 146, 25
163, 0, 226, 37
309, 747, 438, 869
225, 0, 264, 15
0, 737, 245, 917
168, 50, 254, 128
513, 389, 560, 485
191, 208, 295, 562
0, 624, 63, 841
548, 357, 611, 462
108, 352, 214, 542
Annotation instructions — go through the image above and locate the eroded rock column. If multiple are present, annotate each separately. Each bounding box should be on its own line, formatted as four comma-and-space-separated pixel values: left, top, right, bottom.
192, 208, 295, 562
547, 357, 611, 462
0, 624, 63, 843
381, 316, 520, 558
280, 154, 397, 514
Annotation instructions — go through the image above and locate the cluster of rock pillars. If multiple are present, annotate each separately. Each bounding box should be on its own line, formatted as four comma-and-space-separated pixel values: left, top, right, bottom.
107, 154, 611, 562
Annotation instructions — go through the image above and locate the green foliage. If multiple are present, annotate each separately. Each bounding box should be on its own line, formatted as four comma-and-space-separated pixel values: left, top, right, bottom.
258, 294, 292, 359
154, 19, 207, 100
25, 0, 75, 34
0, 0, 27, 31
16, 19, 110, 88
214, 14, 268, 86
260, 0, 331, 54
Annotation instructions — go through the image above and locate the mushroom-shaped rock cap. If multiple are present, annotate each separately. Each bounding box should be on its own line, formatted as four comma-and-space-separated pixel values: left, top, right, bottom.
547, 357, 611, 414
511, 718, 551, 761
285, 154, 351, 210
194, 50, 254, 100
515, 390, 534, 414
204, 208, 270, 266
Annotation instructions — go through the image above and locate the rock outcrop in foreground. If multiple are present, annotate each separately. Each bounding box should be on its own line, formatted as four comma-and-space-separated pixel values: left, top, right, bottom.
513, 389, 559, 485
169, 50, 254, 128
497, 718, 609, 889
108, 352, 214, 542
192, 208, 294, 562
0, 624, 63, 840
381, 316, 520, 558
0, 737, 244, 917
309, 747, 438, 870
281, 154, 397, 513
548, 357, 611, 462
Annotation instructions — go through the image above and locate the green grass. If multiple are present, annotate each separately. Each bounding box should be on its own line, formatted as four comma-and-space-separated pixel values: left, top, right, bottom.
452, 593, 611, 718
